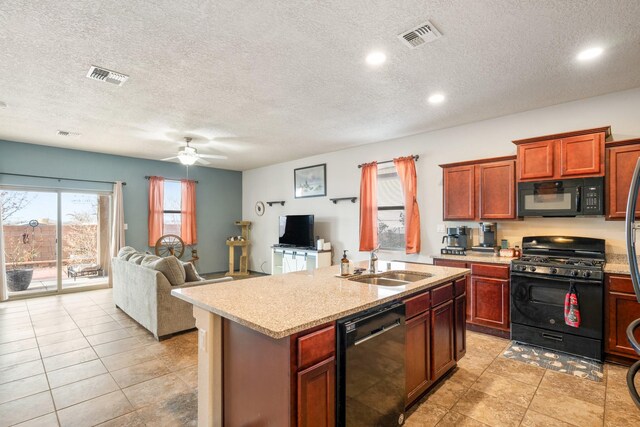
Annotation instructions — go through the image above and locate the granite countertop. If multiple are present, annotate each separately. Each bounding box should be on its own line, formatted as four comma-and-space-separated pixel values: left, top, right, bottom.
431, 253, 517, 265
604, 263, 630, 274
171, 261, 469, 339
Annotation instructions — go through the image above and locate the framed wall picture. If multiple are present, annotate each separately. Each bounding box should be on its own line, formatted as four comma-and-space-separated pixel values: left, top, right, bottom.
294, 164, 327, 198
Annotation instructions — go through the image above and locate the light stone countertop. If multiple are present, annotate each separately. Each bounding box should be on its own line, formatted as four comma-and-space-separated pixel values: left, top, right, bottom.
431, 253, 517, 265
171, 261, 469, 339
604, 263, 630, 274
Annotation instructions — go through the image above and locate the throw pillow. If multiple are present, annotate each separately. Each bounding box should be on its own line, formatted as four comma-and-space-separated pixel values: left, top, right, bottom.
128, 253, 145, 265
182, 262, 204, 282
148, 256, 186, 286
117, 246, 137, 260
141, 254, 161, 267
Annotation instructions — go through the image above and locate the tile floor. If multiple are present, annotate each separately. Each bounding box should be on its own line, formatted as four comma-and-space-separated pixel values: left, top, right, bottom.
1, 288, 639, 426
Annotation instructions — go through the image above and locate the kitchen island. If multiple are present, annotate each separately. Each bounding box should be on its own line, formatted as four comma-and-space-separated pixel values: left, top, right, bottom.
172, 261, 469, 426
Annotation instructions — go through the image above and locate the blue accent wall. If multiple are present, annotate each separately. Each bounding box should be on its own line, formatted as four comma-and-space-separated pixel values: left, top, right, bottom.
0, 140, 242, 274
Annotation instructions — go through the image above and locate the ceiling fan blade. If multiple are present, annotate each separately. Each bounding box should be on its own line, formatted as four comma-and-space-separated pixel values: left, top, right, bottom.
195, 157, 210, 165
160, 156, 178, 161
198, 154, 228, 160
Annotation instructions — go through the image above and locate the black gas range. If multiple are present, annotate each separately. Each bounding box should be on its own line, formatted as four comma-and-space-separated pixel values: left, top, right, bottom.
510, 236, 605, 361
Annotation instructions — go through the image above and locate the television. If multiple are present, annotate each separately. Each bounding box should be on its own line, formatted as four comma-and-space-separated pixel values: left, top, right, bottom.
279, 215, 315, 248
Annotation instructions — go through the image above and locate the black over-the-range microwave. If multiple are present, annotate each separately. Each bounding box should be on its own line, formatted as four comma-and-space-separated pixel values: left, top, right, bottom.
517, 177, 604, 217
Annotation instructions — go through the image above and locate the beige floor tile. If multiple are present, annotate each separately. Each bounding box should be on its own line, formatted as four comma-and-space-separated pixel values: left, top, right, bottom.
0, 359, 44, 384
33, 323, 78, 337
424, 377, 469, 409
39, 337, 90, 358
95, 411, 146, 427
56, 390, 134, 427
51, 373, 119, 409
0, 348, 41, 369
160, 349, 197, 371
0, 329, 35, 345
471, 372, 537, 408
74, 315, 114, 328
35, 329, 85, 347
79, 320, 124, 336
93, 337, 146, 358
0, 337, 37, 356
447, 366, 481, 388
42, 347, 98, 372
122, 373, 192, 409
13, 412, 60, 427
538, 369, 606, 406
405, 401, 448, 426
529, 386, 604, 427
455, 353, 495, 377
520, 410, 573, 427
86, 328, 132, 346
46, 359, 107, 388
111, 358, 170, 388
0, 390, 55, 427
134, 389, 197, 427
604, 400, 640, 426
436, 411, 489, 427
452, 389, 527, 427
100, 347, 156, 372
0, 373, 49, 405
176, 365, 198, 388
485, 357, 545, 386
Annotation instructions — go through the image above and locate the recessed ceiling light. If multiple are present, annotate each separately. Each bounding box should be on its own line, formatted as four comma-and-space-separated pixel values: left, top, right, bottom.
428, 93, 446, 104
366, 51, 386, 66
577, 47, 603, 61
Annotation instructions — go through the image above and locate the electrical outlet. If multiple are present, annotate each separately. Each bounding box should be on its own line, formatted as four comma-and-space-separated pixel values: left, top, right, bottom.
124, 223, 128, 230
436, 224, 445, 233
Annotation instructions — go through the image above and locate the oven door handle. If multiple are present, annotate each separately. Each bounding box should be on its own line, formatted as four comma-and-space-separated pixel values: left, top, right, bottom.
510, 272, 601, 284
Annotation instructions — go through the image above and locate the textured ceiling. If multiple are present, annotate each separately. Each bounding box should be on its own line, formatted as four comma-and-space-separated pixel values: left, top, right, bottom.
1, 1, 640, 170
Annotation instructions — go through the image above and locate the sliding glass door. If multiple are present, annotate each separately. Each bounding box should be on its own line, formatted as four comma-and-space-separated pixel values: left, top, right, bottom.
1, 187, 111, 298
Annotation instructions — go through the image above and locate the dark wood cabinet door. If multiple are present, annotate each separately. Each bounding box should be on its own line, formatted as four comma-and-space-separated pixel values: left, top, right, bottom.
477, 160, 516, 219
454, 294, 467, 361
607, 144, 640, 219
559, 133, 604, 177
433, 259, 467, 269
431, 300, 455, 381
405, 310, 431, 406
443, 165, 475, 220
470, 276, 510, 331
517, 140, 555, 181
297, 357, 335, 427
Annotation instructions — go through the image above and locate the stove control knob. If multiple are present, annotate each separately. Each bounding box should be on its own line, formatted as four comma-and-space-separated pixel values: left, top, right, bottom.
583, 270, 591, 278
529, 266, 536, 272
549, 267, 558, 274
570, 270, 579, 277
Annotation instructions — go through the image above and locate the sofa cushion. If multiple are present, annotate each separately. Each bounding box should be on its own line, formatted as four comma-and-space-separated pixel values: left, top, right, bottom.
147, 256, 186, 286
129, 253, 146, 265
182, 262, 204, 282
117, 246, 137, 260
140, 254, 161, 267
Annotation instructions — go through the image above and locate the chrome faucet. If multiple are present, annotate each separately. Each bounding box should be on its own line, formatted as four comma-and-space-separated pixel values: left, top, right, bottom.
369, 246, 380, 273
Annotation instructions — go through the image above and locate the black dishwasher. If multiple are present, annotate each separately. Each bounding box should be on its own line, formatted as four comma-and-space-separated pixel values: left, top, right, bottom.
336, 301, 406, 426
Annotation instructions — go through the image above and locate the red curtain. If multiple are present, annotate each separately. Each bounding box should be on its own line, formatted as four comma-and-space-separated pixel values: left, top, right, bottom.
148, 176, 164, 246
394, 156, 421, 254
181, 180, 197, 245
359, 162, 378, 251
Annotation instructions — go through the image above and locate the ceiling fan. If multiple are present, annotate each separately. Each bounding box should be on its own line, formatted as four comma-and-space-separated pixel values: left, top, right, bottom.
161, 137, 228, 165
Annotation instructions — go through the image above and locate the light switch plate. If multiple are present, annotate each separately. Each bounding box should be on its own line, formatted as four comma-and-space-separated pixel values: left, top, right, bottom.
124, 223, 128, 230
437, 224, 446, 233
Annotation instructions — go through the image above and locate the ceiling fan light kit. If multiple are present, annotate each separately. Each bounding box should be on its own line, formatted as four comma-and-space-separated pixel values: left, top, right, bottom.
161, 136, 227, 166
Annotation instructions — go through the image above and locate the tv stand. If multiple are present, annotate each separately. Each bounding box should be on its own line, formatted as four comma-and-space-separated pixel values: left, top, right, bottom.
271, 246, 332, 275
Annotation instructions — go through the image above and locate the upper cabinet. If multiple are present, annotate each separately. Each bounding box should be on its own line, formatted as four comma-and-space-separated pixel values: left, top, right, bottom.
514, 127, 610, 182
606, 138, 640, 220
441, 156, 517, 221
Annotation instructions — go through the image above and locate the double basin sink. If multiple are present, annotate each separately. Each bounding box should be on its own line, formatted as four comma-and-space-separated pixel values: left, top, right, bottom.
347, 270, 432, 287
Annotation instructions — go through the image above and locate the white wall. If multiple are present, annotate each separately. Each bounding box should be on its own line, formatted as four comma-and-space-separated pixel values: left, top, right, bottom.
243, 87, 640, 273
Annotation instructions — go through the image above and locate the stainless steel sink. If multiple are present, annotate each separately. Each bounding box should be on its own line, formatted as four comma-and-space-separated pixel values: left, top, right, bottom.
347, 270, 432, 286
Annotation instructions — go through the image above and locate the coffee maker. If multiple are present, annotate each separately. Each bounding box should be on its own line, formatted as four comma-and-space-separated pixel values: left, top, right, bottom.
441, 226, 472, 255
472, 222, 498, 253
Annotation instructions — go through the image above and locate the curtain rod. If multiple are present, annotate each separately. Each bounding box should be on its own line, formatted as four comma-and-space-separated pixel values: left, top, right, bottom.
145, 176, 199, 184
0, 172, 126, 186
357, 155, 419, 168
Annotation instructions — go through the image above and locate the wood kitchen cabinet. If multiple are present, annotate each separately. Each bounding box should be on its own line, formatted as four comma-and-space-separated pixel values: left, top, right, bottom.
431, 299, 455, 381
514, 127, 609, 182
297, 357, 335, 427
405, 310, 431, 405
454, 278, 467, 361
441, 156, 517, 221
605, 274, 640, 361
606, 139, 640, 220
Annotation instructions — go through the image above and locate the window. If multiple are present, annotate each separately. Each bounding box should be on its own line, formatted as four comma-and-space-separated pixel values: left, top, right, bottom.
163, 180, 181, 235
377, 166, 405, 249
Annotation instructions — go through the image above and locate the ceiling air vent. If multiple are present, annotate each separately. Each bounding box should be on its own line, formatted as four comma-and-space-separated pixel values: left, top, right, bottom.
57, 130, 80, 136
86, 66, 129, 86
398, 20, 442, 49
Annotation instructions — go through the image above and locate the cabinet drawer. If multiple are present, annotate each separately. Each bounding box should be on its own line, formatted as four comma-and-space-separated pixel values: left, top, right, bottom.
433, 259, 467, 269
471, 263, 509, 279
431, 282, 454, 307
608, 275, 634, 294
297, 325, 335, 371
454, 277, 467, 297
404, 291, 431, 319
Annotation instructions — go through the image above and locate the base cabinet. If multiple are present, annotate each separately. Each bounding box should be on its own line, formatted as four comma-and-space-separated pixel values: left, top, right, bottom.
470, 276, 510, 331
431, 300, 456, 381
454, 293, 467, 361
605, 274, 640, 360
405, 310, 431, 405
297, 357, 335, 427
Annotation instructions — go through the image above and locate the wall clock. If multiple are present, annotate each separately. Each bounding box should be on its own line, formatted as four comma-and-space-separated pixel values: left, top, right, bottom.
255, 201, 265, 216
